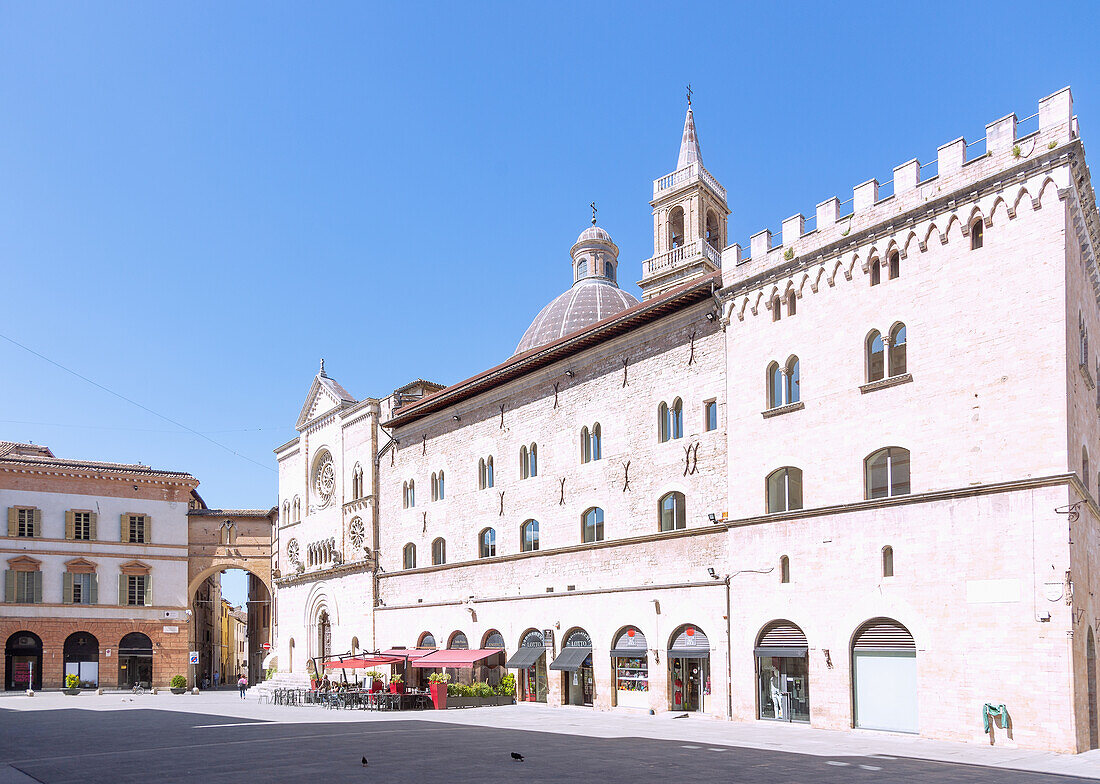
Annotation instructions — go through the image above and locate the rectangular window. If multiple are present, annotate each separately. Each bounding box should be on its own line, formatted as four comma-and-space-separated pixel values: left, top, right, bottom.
17, 509, 36, 538
12, 571, 41, 603
704, 400, 718, 432
73, 512, 92, 541
127, 575, 147, 606
128, 516, 147, 544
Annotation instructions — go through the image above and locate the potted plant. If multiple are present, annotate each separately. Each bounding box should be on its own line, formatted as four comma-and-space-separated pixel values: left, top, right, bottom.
365, 670, 384, 692
170, 675, 188, 694
428, 672, 451, 709
389, 673, 405, 694
62, 673, 80, 695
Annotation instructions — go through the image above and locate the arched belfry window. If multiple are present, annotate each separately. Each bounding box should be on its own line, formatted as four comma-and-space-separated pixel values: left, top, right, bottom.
604, 260, 614, 280
669, 206, 685, 249
705, 209, 721, 252
658, 491, 686, 531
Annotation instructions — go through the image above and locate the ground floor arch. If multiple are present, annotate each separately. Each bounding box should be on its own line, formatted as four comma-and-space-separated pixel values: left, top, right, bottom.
611, 625, 648, 709
506, 629, 547, 703
755, 620, 809, 723
63, 631, 99, 688
5, 631, 42, 691
551, 628, 594, 706
851, 617, 917, 733
118, 632, 153, 689
668, 624, 709, 713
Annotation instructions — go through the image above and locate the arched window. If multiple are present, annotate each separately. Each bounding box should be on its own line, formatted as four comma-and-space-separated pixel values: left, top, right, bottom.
580, 427, 591, 463
576, 258, 587, 280
767, 362, 783, 409
486, 456, 494, 488
780, 555, 790, 583
670, 398, 683, 439
479, 458, 486, 490
658, 491, 686, 531
585, 423, 602, 461
479, 527, 496, 558
970, 219, 984, 249
605, 260, 614, 280
889, 323, 907, 377
705, 209, 721, 251
520, 445, 530, 479
529, 444, 537, 477
1084, 447, 1091, 493
438, 470, 445, 500
402, 481, 409, 509
870, 258, 881, 286
418, 632, 436, 649
888, 250, 900, 279
785, 356, 800, 404
582, 507, 604, 543
658, 402, 669, 443
432, 537, 446, 566
521, 520, 539, 552
865, 447, 911, 499
407, 479, 415, 508
771, 296, 782, 322
786, 291, 796, 316
882, 545, 894, 577
448, 631, 469, 650
866, 331, 885, 382
431, 472, 438, 502
766, 467, 803, 513
669, 206, 685, 249
403, 543, 416, 570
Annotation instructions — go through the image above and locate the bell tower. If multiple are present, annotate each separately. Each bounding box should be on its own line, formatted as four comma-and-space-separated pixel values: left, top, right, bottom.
639, 93, 729, 300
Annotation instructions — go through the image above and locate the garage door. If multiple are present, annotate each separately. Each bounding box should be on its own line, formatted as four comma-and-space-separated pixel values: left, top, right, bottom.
852, 618, 917, 733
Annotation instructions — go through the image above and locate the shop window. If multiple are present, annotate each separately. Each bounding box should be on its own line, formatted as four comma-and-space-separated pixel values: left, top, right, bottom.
658, 491, 686, 531
755, 620, 810, 723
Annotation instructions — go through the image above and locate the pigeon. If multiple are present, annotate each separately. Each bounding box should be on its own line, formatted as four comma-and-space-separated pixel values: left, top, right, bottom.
511, 752, 524, 762
361, 757, 369, 767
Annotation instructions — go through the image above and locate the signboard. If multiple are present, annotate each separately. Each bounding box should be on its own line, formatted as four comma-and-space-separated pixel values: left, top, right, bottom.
542, 629, 554, 647
105, 648, 112, 658
262, 643, 271, 650
12, 663, 30, 685
163, 626, 179, 634
189, 651, 200, 665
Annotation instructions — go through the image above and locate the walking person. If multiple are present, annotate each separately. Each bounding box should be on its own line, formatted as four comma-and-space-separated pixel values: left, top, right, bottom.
238, 675, 247, 699
214, 671, 220, 688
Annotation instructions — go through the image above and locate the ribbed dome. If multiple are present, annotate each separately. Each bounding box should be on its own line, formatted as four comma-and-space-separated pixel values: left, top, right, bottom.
577, 226, 611, 243
515, 278, 639, 355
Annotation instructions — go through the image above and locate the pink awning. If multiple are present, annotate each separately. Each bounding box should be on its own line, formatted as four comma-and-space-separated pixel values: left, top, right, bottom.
379, 648, 434, 659
410, 649, 505, 668
323, 656, 396, 669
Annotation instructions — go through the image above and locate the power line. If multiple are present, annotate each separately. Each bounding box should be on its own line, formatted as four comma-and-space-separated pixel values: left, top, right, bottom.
0, 419, 285, 435
0, 332, 276, 474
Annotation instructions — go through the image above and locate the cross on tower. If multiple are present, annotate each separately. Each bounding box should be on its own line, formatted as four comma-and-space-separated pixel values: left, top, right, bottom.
686, 83, 692, 106
590, 202, 597, 226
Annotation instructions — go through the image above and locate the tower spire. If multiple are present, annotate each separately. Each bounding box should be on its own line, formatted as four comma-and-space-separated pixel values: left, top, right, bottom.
677, 88, 702, 170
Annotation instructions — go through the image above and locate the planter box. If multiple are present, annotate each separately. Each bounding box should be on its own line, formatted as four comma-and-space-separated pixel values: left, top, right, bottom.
171, 687, 187, 694
62, 688, 80, 696
445, 695, 516, 709
429, 683, 448, 710
389, 683, 405, 694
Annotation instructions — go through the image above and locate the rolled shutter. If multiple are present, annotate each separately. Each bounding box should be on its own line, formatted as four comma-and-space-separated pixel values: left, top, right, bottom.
4, 570, 13, 602
89, 512, 98, 540
63, 572, 73, 604
8, 508, 17, 537
32, 509, 41, 537
89, 574, 98, 604
145, 516, 152, 544
32, 572, 42, 603
65, 511, 75, 541
119, 574, 127, 605
144, 575, 153, 607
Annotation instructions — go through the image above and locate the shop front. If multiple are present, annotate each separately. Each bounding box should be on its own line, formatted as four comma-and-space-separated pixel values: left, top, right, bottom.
5, 631, 42, 691
610, 626, 648, 709
851, 617, 917, 733
505, 629, 547, 702
117, 632, 153, 689
63, 632, 99, 688
755, 620, 810, 723
550, 629, 593, 707
667, 624, 709, 712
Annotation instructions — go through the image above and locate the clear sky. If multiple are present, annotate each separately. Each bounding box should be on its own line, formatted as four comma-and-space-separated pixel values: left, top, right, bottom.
2, 1, 1098, 512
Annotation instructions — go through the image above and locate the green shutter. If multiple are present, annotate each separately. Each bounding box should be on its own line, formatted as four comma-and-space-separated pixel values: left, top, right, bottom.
144, 516, 152, 544
7, 508, 17, 537
65, 511, 75, 541
32, 509, 41, 537
120, 514, 127, 543
89, 512, 98, 540
89, 574, 98, 604
4, 570, 13, 602
119, 574, 127, 605
144, 575, 153, 607
31, 572, 42, 604
63, 572, 73, 604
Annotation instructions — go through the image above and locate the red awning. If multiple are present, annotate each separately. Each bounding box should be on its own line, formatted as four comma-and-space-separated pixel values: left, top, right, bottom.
379, 648, 434, 659
323, 657, 394, 669
410, 649, 505, 668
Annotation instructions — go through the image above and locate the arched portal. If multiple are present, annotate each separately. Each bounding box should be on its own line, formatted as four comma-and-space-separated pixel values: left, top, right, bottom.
5, 631, 42, 691
118, 632, 153, 689
851, 617, 917, 733
506, 629, 547, 703
551, 628, 594, 707
755, 620, 809, 723
611, 626, 648, 709
63, 632, 100, 688
188, 563, 273, 688
668, 624, 709, 713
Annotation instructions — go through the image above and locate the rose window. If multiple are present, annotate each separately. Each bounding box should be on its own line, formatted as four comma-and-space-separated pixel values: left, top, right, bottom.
349, 518, 366, 550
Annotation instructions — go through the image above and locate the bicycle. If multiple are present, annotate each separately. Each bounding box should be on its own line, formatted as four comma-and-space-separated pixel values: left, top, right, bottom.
131, 683, 146, 695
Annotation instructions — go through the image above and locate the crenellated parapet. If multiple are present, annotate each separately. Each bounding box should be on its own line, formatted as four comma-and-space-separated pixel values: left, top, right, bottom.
717, 87, 1097, 322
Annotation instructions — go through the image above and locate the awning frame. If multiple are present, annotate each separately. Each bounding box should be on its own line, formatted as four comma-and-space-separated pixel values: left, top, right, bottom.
548, 646, 592, 672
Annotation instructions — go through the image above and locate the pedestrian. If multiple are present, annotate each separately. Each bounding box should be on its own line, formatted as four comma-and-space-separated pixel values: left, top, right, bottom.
214, 671, 220, 688
202, 676, 210, 690
238, 675, 247, 699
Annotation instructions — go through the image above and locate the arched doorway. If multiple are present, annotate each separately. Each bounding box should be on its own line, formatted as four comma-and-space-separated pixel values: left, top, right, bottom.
1086, 627, 1097, 750
755, 620, 809, 722
63, 632, 99, 688
317, 610, 331, 661
5, 632, 42, 691
668, 624, 709, 713
611, 626, 648, 709
480, 630, 506, 687
551, 629, 593, 706
852, 617, 917, 733
506, 629, 547, 703
118, 632, 153, 689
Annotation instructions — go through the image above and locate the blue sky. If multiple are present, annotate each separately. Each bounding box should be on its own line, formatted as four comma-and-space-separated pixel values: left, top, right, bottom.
2, 0, 1098, 536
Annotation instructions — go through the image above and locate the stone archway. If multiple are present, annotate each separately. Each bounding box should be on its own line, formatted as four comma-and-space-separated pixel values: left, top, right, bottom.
187, 506, 276, 687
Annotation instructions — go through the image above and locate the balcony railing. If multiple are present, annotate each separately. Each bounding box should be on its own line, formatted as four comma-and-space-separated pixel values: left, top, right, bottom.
643, 238, 722, 277
652, 162, 727, 201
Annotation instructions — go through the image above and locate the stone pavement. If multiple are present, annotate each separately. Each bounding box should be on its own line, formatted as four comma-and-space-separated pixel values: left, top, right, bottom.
2, 690, 1098, 779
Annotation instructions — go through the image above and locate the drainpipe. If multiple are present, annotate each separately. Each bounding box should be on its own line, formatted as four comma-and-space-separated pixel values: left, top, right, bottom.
725, 575, 733, 720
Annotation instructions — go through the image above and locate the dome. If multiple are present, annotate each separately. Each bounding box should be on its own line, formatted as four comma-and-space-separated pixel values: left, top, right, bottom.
577, 225, 612, 243
515, 278, 639, 355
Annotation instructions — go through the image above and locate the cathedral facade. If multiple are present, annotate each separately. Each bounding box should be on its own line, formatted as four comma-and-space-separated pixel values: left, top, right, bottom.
272, 87, 1100, 753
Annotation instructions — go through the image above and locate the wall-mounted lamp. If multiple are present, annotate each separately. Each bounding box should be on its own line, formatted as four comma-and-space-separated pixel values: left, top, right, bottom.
707, 513, 718, 524
707, 567, 719, 580
705, 311, 717, 322
565, 370, 575, 378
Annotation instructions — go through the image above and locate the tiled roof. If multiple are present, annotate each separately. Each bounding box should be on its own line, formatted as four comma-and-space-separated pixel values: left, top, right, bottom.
188, 507, 277, 517
385, 271, 719, 428
0, 442, 55, 459
0, 451, 196, 480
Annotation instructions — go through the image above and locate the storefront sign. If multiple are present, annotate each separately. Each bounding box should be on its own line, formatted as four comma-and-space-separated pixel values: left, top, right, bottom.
542, 629, 554, 647
105, 648, 112, 657
163, 626, 179, 634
